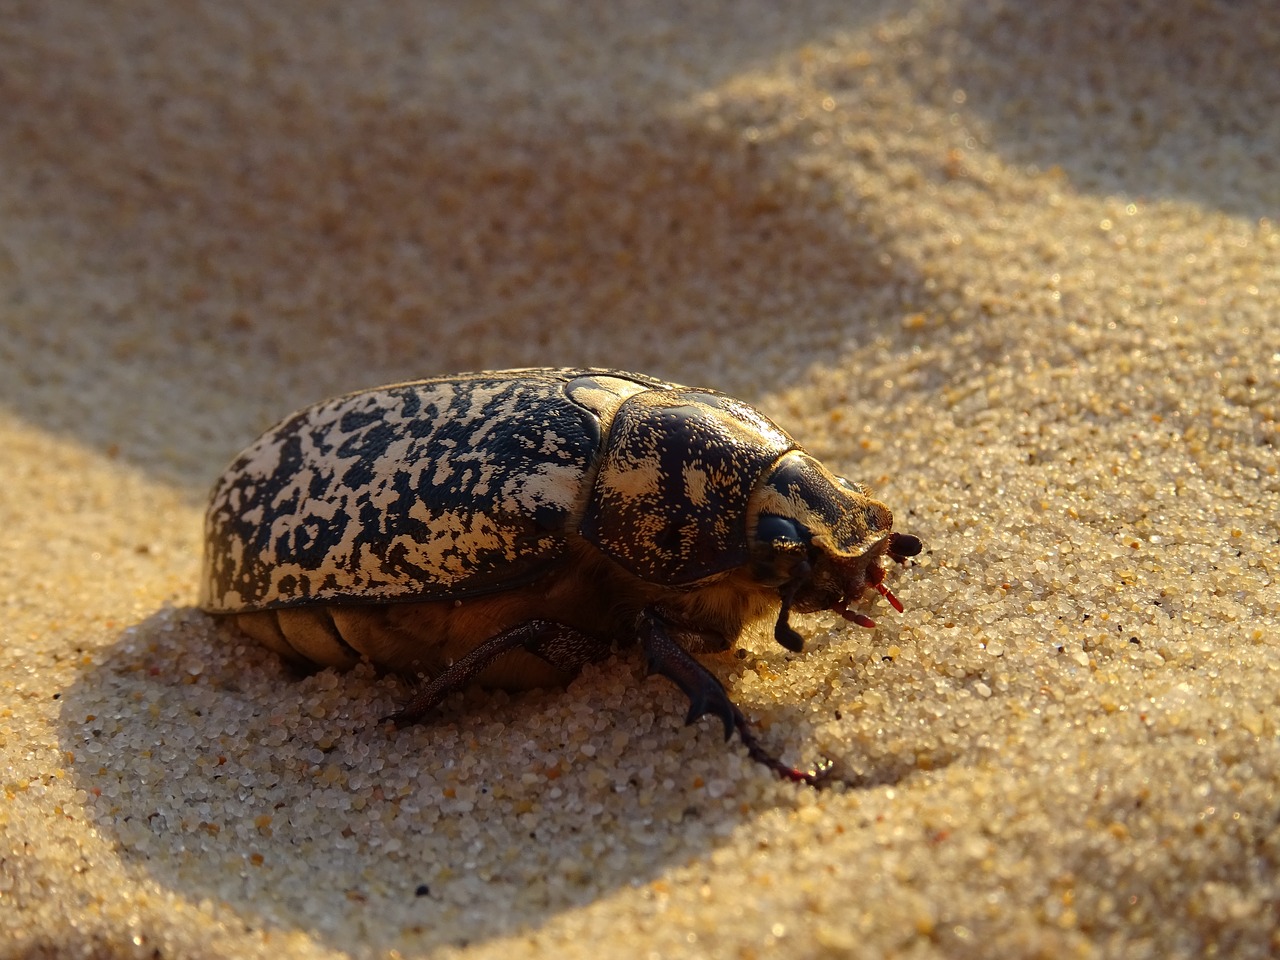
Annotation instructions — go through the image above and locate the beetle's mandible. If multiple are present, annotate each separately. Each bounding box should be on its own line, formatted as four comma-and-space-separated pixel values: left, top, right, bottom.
200, 368, 922, 786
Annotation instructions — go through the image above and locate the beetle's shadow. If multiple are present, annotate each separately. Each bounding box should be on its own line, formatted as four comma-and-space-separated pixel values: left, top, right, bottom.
0, 2, 924, 495
59, 607, 917, 953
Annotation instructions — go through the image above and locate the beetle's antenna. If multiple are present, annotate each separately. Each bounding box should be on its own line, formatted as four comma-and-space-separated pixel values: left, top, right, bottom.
887, 532, 923, 564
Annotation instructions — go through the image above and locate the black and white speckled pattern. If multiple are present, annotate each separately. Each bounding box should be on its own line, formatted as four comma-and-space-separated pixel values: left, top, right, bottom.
201, 369, 671, 612
582, 389, 796, 585
201, 367, 905, 625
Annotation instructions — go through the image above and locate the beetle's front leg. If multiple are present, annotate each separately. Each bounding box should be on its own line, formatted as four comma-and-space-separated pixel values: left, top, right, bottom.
388, 619, 600, 726
638, 608, 740, 739
637, 609, 833, 788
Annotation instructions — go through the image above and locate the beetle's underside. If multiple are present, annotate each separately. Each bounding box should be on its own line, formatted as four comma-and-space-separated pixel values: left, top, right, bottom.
230, 533, 922, 787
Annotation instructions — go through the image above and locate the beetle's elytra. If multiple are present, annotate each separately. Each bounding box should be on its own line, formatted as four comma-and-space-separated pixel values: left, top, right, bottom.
201, 368, 922, 786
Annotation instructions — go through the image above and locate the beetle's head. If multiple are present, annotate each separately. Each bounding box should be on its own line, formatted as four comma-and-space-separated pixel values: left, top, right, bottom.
748, 451, 922, 652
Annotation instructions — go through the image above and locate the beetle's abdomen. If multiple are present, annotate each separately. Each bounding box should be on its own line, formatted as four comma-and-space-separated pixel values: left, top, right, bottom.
202, 372, 616, 612
582, 388, 797, 585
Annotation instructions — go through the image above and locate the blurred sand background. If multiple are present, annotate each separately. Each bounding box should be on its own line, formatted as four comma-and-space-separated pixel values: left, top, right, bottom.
2, 1, 1278, 958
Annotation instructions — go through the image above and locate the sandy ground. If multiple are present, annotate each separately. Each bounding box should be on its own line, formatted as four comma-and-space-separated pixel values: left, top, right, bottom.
2, 1, 1278, 958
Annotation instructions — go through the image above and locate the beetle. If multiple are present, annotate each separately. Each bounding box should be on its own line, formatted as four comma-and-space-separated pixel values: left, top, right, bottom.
200, 368, 921, 786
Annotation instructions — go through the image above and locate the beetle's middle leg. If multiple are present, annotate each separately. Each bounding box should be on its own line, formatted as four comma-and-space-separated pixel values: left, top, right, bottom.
389, 619, 603, 727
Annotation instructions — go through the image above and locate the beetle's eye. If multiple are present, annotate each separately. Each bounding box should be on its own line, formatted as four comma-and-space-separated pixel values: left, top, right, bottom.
756, 514, 808, 547
836, 477, 856, 491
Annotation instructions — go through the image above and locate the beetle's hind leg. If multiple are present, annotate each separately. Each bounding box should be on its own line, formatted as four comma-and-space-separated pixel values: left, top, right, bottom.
638, 609, 833, 788
388, 620, 605, 727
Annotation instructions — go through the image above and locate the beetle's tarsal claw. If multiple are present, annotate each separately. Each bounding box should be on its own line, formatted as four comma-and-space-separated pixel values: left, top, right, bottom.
684, 696, 737, 742
732, 713, 836, 789
639, 609, 737, 741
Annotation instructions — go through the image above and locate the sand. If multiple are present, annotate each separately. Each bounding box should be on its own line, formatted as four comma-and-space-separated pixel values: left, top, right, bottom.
2, 1, 1278, 957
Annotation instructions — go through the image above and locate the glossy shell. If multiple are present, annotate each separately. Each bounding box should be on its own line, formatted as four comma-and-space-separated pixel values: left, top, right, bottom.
200, 368, 799, 612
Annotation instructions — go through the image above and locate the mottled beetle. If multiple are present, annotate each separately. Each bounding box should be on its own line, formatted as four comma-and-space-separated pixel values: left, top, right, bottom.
201, 368, 921, 786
